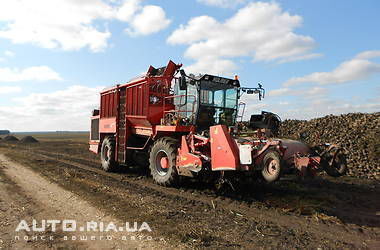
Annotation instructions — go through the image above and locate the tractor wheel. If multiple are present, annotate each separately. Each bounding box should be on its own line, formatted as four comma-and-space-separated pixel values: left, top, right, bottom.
149, 137, 179, 186
261, 150, 282, 183
323, 149, 347, 177
101, 137, 118, 172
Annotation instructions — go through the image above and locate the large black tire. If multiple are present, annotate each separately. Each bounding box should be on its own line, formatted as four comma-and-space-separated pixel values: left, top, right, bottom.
149, 137, 179, 186
101, 137, 118, 172
261, 150, 282, 183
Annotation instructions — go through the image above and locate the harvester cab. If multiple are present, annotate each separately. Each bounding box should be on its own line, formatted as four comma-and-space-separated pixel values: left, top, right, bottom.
90, 60, 347, 188
171, 70, 265, 131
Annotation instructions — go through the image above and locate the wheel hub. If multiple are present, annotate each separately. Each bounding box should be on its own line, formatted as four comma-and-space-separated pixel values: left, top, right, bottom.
104, 145, 110, 161
156, 150, 170, 176
160, 157, 169, 169
268, 159, 279, 175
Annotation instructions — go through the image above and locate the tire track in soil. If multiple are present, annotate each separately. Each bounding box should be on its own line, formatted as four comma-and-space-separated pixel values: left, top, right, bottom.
8, 147, 379, 248
0, 154, 167, 250
0, 165, 86, 250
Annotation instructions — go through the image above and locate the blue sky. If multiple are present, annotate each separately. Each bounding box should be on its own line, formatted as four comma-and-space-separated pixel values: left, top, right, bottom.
0, 0, 379, 131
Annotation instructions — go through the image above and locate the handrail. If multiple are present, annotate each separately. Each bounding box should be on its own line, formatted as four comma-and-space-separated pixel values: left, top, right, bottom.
237, 102, 246, 122
163, 95, 197, 124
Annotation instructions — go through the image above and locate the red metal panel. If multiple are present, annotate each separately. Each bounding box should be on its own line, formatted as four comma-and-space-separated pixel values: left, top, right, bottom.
110, 93, 114, 117
155, 125, 194, 133
109, 94, 112, 117
108, 94, 111, 117
104, 95, 107, 117
93, 61, 185, 158
138, 85, 142, 114
281, 139, 312, 165
97, 62, 182, 136
127, 87, 132, 115
104, 94, 107, 117
114, 92, 117, 116
177, 136, 202, 170
100, 95, 104, 118
110, 93, 113, 116
294, 156, 321, 177
113, 92, 115, 116
130, 87, 133, 115
143, 83, 148, 115
210, 125, 240, 171
136, 86, 142, 115
105, 94, 109, 117
100, 92, 119, 118
115, 86, 120, 162
113, 92, 116, 116
131, 87, 134, 114
128, 88, 132, 115
124, 82, 151, 127
132, 87, 135, 115
129, 87, 132, 114
126, 116, 151, 127
99, 117, 117, 133
107, 94, 110, 117
133, 87, 137, 115
125, 89, 129, 114
131, 127, 153, 136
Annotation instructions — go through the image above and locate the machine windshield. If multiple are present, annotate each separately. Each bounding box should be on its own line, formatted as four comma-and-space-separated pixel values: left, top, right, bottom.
201, 88, 238, 109
200, 88, 238, 108
198, 81, 238, 128
173, 76, 239, 129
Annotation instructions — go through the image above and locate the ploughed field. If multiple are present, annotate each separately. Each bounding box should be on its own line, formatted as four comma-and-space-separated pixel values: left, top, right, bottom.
0, 132, 379, 249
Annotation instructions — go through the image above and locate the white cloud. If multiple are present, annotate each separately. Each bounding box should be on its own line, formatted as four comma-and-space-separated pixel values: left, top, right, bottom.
14, 85, 101, 114
0, 86, 21, 94
126, 5, 171, 36
0, 66, 62, 82
168, 2, 317, 75
355, 50, 380, 60
185, 57, 237, 75
277, 53, 323, 64
0, 0, 171, 52
268, 88, 291, 97
4, 50, 14, 57
197, 0, 247, 8
0, 0, 113, 52
168, 16, 219, 45
0, 50, 15, 63
268, 86, 327, 97
280, 99, 380, 120
117, 0, 142, 22
0, 85, 103, 131
284, 50, 380, 86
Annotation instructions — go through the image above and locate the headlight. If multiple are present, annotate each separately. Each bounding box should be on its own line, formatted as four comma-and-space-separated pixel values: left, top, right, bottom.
149, 95, 160, 104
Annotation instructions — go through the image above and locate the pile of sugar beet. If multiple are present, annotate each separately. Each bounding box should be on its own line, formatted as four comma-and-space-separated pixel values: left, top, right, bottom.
278, 112, 380, 179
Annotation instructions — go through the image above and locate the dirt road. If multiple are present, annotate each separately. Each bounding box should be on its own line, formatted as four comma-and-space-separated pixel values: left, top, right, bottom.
0, 154, 168, 249
0, 138, 379, 249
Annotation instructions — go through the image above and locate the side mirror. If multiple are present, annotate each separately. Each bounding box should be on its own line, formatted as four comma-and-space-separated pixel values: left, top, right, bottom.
246, 89, 259, 94
179, 69, 187, 90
